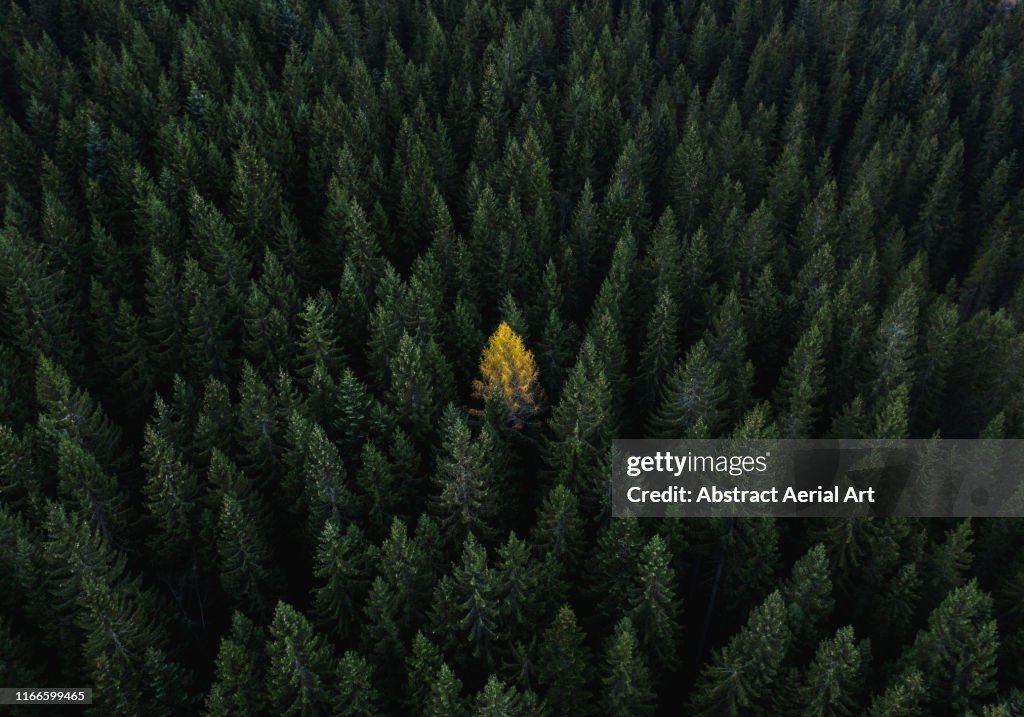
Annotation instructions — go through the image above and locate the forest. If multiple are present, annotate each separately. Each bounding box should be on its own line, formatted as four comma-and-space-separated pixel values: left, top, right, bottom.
1, 0, 1024, 714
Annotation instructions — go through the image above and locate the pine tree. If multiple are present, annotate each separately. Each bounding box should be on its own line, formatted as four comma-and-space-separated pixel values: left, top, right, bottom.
206, 614, 268, 717
312, 520, 369, 641
297, 293, 345, 382
406, 631, 445, 714
35, 355, 123, 471
387, 332, 443, 440
190, 189, 250, 313
925, 519, 974, 598
628, 534, 680, 672
601, 618, 655, 717
231, 135, 283, 247
425, 662, 466, 717
775, 322, 828, 438
782, 544, 834, 651
649, 339, 727, 438
588, 227, 637, 336
451, 534, 500, 665
323, 178, 385, 291
76, 578, 171, 716
182, 257, 233, 381
354, 441, 399, 538
494, 532, 542, 637
54, 433, 128, 546
0, 425, 41, 512
872, 382, 911, 439
877, 562, 922, 649
642, 218, 682, 313
537, 605, 591, 717
797, 626, 862, 717
141, 423, 199, 565
544, 337, 613, 484
449, 293, 487, 393
145, 248, 186, 377
705, 290, 755, 420
670, 121, 708, 231
586, 310, 629, 422
266, 601, 336, 717
194, 377, 236, 464
690, 591, 791, 716
360, 577, 403, 684
531, 485, 584, 599
361, 520, 433, 666
243, 249, 299, 376
41, 502, 134, 625
899, 580, 998, 714
567, 180, 599, 293
637, 289, 679, 407
866, 669, 926, 717
473, 675, 529, 717
217, 493, 275, 617
589, 517, 645, 621
869, 286, 919, 405
432, 405, 495, 542
333, 651, 383, 717
285, 414, 353, 540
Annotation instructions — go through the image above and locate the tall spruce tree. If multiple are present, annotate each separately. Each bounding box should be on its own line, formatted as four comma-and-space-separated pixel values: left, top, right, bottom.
690, 591, 791, 716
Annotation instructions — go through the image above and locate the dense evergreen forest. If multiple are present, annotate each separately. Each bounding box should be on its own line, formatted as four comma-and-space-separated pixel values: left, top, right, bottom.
3, 0, 1024, 713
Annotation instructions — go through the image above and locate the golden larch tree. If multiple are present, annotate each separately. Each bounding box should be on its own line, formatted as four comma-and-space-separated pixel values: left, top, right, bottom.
472, 322, 544, 427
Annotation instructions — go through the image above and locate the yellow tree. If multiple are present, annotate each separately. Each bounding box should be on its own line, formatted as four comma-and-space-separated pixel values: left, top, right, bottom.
473, 322, 544, 427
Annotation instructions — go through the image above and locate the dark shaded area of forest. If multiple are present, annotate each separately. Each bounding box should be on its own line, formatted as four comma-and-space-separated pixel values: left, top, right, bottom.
2, 0, 1024, 714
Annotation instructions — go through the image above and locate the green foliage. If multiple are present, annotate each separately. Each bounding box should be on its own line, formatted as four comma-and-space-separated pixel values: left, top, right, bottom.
797, 626, 862, 717
867, 669, 926, 717
216, 493, 276, 617
296, 293, 345, 382
334, 651, 383, 717
649, 339, 727, 438
266, 601, 336, 717
782, 544, 834, 651
545, 337, 614, 484
690, 591, 791, 716
432, 405, 496, 542
387, 332, 448, 439
601, 618, 655, 717
775, 323, 828, 438
35, 355, 123, 471
899, 580, 999, 715
313, 520, 370, 641
54, 434, 128, 546
451, 534, 500, 665
141, 423, 200, 564
628, 534, 680, 672
2, 1, 1024, 713
206, 614, 267, 717
537, 605, 591, 717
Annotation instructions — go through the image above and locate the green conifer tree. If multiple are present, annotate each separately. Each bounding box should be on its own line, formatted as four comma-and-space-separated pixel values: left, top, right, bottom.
266, 601, 336, 717
601, 618, 655, 717
537, 605, 591, 717
628, 534, 680, 672
334, 651, 383, 717
690, 591, 791, 716
432, 405, 495, 542
775, 323, 828, 438
797, 626, 862, 717
899, 580, 998, 714
649, 339, 727, 438
217, 493, 275, 617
